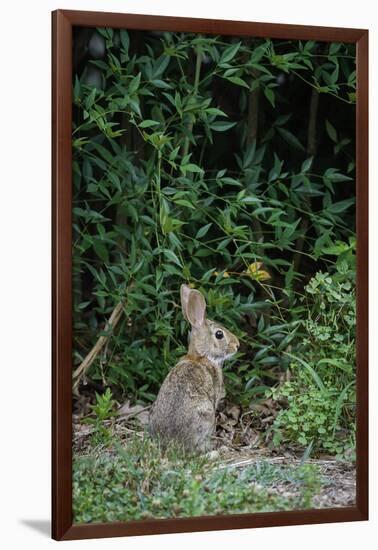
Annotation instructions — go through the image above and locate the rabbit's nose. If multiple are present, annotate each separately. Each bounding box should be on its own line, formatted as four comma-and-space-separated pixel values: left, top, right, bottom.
231, 340, 239, 352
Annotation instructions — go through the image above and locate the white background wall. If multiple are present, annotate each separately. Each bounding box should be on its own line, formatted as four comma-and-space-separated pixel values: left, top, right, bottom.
1, 0, 376, 548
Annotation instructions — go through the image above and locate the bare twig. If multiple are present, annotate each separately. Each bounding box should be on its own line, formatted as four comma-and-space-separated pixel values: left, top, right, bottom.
73, 300, 125, 392
117, 405, 151, 420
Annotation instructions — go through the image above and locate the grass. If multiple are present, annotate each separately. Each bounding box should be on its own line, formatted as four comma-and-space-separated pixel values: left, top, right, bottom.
73, 434, 321, 523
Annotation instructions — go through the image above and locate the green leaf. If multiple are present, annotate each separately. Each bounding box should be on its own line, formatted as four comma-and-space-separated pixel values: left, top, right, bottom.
76, 301, 91, 311
163, 249, 183, 267
151, 79, 172, 89
210, 121, 237, 132
329, 42, 341, 56
85, 88, 96, 110
250, 43, 270, 63
174, 92, 182, 115
226, 76, 249, 89
73, 137, 89, 149
108, 172, 121, 192
174, 199, 195, 209
216, 238, 232, 251
139, 119, 160, 128
273, 113, 292, 127
323, 168, 353, 183
277, 127, 305, 151
195, 223, 213, 239
220, 42, 241, 64
181, 163, 204, 174
93, 240, 109, 263
129, 72, 141, 94
257, 315, 265, 332
301, 157, 313, 173
264, 87, 275, 107
119, 30, 129, 54
318, 358, 352, 373
129, 99, 141, 117
219, 177, 242, 187
73, 75, 81, 100
324, 170, 353, 182
152, 55, 170, 79
328, 198, 355, 214
205, 107, 229, 117
240, 196, 261, 204
325, 119, 338, 143
348, 92, 356, 103
284, 352, 326, 392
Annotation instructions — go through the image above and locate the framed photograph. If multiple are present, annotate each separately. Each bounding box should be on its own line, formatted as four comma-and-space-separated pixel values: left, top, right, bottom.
52, 9, 368, 541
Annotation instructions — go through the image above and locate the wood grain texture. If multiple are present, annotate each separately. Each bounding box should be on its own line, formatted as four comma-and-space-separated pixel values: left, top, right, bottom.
62, 507, 365, 540
51, 9, 369, 541
51, 10, 73, 541
61, 9, 366, 42
355, 30, 369, 519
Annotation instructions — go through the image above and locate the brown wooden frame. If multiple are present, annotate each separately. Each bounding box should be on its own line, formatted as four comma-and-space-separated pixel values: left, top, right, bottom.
52, 9, 369, 541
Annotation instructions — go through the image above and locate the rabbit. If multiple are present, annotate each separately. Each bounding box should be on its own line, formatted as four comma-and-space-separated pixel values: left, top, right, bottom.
149, 284, 239, 454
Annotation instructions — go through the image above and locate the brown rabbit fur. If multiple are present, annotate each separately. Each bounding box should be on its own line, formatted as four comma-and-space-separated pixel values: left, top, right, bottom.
149, 284, 239, 454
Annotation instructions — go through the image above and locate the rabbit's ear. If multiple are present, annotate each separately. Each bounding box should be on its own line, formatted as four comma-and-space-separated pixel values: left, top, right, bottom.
180, 284, 191, 321
186, 288, 207, 329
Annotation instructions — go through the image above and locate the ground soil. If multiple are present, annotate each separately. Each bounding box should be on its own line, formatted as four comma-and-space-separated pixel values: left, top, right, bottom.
73, 403, 356, 509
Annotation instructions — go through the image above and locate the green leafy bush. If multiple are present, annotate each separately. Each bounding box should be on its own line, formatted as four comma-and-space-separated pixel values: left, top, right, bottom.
270, 369, 355, 456
72, 28, 356, 454
269, 248, 356, 456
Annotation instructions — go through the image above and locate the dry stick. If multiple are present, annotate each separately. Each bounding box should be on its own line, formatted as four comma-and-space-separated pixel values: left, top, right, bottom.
73, 300, 125, 392
117, 405, 151, 420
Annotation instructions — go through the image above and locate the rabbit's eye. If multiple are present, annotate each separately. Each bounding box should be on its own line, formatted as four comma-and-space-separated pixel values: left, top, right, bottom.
215, 330, 224, 340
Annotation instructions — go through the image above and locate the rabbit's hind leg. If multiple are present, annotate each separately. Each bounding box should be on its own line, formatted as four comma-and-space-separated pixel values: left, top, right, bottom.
190, 403, 216, 454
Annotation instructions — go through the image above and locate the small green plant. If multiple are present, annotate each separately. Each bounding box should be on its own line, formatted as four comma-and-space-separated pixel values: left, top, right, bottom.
269, 367, 355, 457
83, 388, 118, 446
269, 256, 356, 458
297, 463, 322, 508
303, 243, 356, 384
